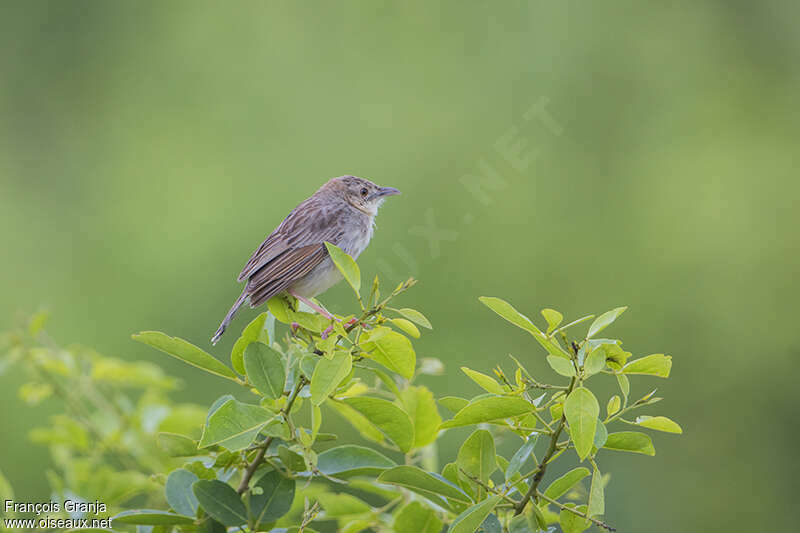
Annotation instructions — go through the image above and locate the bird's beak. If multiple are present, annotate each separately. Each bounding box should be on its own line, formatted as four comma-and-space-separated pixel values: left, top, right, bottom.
372, 186, 401, 200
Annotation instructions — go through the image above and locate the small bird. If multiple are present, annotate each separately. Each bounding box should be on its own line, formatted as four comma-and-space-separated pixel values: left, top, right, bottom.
211, 175, 400, 345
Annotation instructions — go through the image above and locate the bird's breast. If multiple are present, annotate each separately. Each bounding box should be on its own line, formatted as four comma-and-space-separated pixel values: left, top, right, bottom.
290, 257, 342, 298
337, 216, 374, 260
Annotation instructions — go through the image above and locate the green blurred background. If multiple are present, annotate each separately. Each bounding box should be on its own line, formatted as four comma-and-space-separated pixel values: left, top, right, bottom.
1, 1, 798, 531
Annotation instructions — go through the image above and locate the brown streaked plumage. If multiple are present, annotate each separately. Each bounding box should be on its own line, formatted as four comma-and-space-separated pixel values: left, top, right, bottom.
211, 175, 400, 344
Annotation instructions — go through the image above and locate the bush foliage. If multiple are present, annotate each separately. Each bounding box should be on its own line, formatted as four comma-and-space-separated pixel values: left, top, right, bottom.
0, 246, 680, 532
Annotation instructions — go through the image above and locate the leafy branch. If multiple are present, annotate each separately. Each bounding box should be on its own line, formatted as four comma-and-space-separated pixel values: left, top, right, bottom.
515, 376, 576, 516
237, 375, 307, 494
1, 248, 680, 532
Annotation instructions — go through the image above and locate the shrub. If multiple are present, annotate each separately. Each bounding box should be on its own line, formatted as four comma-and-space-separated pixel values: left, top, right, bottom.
0, 247, 680, 532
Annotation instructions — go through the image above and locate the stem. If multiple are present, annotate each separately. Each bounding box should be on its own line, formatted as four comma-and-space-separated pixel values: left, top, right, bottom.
528, 410, 555, 434
237, 375, 307, 494
514, 376, 576, 516
526, 382, 568, 391
535, 491, 616, 531
458, 468, 518, 506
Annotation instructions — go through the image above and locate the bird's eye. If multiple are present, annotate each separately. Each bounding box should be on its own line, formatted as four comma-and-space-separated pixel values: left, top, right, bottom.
360, 187, 368, 197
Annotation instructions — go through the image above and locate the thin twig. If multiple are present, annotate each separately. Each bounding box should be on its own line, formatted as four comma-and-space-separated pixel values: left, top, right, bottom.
458, 468, 517, 506
528, 409, 555, 434
237, 375, 306, 494
525, 381, 568, 391
514, 376, 576, 516
535, 490, 616, 531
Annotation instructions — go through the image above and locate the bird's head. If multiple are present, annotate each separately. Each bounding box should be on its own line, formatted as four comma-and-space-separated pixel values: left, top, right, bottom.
329, 175, 401, 216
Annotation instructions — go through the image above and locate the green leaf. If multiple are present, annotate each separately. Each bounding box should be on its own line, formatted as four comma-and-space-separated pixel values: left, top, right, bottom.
583, 346, 606, 377
634, 415, 683, 434
440, 396, 533, 429
292, 310, 330, 333
206, 394, 234, 423
506, 434, 538, 481
324, 242, 361, 295
378, 466, 471, 506
564, 388, 599, 461
546, 355, 576, 377
317, 445, 396, 477
391, 318, 420, 338
508, 513, 537, 533
540, 308, 563, 334
231, 312, 268, 375
480, 514, 502, 533
449, 495, 502, 533
328, 399, 385, 444
559, 505, 591, 533
132, 331, 238, 381
457, 429, 497, 501
550, 401, 563, 421
606, 396, 621, 418
278, 445, 307, 472
461, 367, 504, 394
439, 396, 469, 414
249, 470, 295, 525
478, 297, 571, 358
603, 431, 656, 455
369, 366, 402, 399
266, 296, 292, 324
396, 307, 433, 329
311, 403, 322, 442
342, 397, 414, 452
310, 351, 352, 406
592, 341, 629, 370
157, 432, 199, 457
300, 353, 319, 380
479, 296, 538, 333
586, 307, 627, 338
543, 467, 590, 499
593, 419, 608, 449
360, 327, 416, 379
243, 342, 285, 400
165, 469, 199, 517
393, 501, 442, 533
616, 373, 630, 399
587, 466, 605, 517
27, 310, 50, 336
623, 354, 672, 378
197, 520, 227, 533
112, 510, 195, 526
401, 385, 441, 448
192, 480, 247, 526
199, 399, 276, 451
316, 493, 371, 517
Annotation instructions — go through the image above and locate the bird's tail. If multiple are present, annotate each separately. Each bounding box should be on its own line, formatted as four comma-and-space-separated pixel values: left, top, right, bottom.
211, 290, 248, 345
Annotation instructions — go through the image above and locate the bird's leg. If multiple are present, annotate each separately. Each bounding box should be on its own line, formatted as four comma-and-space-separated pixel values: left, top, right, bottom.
287, 291, 362, 338
288, 290, 336, 321
289, 291, 336, 339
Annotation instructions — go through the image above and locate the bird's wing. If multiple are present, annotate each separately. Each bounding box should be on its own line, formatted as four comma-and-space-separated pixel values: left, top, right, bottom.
237, 198, 344, 282
246, 244, 328, 307
237, 202, 346, 306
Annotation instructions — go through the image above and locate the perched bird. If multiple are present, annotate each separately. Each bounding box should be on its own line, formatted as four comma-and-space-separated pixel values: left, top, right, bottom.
211, 175, 400, 344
